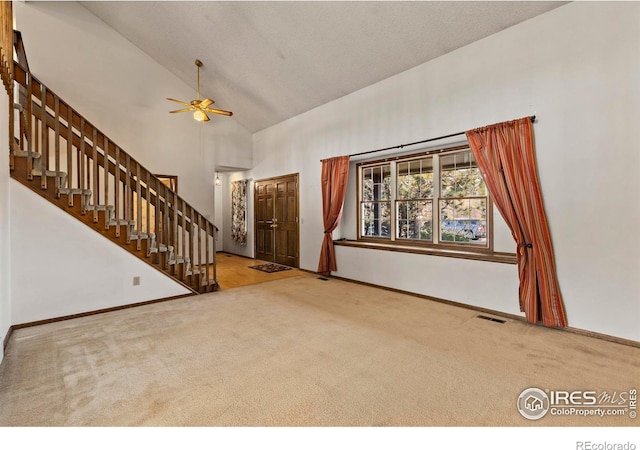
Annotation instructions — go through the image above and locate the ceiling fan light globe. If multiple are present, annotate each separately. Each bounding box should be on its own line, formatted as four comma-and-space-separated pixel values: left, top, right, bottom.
193, 110, 208, 122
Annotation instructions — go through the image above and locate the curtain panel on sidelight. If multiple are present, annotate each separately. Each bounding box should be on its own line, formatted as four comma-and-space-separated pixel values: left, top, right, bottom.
231, 180, 248, 246
317, 156, 350, 276
466, 117, 567, 328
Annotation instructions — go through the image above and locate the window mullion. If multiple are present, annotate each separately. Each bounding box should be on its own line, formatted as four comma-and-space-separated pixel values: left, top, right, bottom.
432, 154, 440, 245
390, 161, 396, 241
358, 165, 363, 239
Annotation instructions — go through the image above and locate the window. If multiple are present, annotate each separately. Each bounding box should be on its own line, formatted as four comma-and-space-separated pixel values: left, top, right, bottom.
361, 165, 391, 238
358, 146, 490, 249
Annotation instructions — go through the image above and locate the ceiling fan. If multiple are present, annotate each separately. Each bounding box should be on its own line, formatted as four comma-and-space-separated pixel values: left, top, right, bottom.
166, 59, 233, 122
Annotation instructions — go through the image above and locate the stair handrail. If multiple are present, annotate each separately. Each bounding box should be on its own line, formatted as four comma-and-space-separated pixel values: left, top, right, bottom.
2, 1, 14, 169
0, 1, 13, 92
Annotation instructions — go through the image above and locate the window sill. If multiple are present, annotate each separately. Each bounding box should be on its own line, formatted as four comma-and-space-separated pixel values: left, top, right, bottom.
333, 239, 517, 264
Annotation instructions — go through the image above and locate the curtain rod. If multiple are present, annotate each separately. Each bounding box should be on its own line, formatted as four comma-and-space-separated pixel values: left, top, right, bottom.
328, 115, 536, 160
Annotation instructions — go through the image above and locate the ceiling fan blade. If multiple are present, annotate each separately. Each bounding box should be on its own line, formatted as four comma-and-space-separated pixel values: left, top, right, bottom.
169, 108, 193, 114
205, 107, 233, 117
166, 97, 191, 106
199, 98, 214, 108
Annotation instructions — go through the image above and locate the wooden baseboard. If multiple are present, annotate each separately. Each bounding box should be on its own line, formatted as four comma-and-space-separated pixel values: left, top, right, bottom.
329, 274, 640, 349
11, 293, 195, 331
8, 273, 637, 350
3, 325, 13, 354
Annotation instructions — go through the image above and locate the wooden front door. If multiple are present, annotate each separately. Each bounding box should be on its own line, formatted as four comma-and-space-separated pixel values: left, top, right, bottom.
255, 174, 299, 267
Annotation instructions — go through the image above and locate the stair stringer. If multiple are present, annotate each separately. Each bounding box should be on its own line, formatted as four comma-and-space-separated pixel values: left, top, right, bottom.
9, 179, 192, 325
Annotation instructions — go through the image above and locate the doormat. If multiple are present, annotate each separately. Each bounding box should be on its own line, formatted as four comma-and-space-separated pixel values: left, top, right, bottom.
249, 263, 292, 273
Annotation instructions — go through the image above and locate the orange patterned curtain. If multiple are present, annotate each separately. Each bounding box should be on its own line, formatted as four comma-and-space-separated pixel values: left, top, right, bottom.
466, 118, 567, 328
317, 156, 350, 276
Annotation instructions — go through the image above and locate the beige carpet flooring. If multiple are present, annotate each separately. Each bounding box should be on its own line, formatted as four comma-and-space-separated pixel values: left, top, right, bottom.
0, 274, 638, 426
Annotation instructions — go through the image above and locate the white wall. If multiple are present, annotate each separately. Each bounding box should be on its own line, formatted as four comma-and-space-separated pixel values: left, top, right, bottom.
250, 2, 640, 342
13, 1, 252, 222
0, 81, 11, 361
10, 181, 190, 325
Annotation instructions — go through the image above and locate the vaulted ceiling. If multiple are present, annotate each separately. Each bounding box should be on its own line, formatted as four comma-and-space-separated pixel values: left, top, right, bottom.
81, 1, 568, 133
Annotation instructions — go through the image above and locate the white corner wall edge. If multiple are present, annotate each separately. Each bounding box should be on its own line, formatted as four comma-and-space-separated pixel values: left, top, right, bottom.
0, 85, 11, 361
9, 179, 191, 325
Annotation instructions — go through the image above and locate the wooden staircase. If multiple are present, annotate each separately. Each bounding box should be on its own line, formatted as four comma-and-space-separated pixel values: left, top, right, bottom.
4, 26, 218, 294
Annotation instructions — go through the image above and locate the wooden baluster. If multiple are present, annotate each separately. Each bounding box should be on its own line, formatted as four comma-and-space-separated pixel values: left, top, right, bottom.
125, 153, 131, 243
8, 82, 13, 171
153, 178, 161, 257
114, 145, 120, 237
53, 96, 60, 197
189, 207, 195, 288
145, 170, 151, 246
92, 127, 98, 222
196, 214, 202, 287
148, 176, 155, 253
136, 161, 142, 251
11, 91, 20, 171
155, 182, 162, 266
171, 190, 177, 270
79, 117, 86, 214
66, 104, 73, 205
163, 183, 170, 269
212, 222, 217, 288
205, 220, 210, 289
16, 91, 24, 156
103, 135, 110, 230
25, 71, 33, 180
34, 117, 39, 175
17, 97, 24, 151
40, 84, 48, 190
181, 199, 186, 280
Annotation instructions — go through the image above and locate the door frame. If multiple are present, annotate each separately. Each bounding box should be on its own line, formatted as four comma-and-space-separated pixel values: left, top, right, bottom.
254, 173, 300, 268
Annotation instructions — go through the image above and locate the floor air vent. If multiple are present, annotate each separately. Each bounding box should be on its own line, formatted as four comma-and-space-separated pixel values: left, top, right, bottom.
476, 315, 506, 324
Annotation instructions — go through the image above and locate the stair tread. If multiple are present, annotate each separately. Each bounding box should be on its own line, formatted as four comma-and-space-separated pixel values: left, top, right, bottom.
186, 267, 207, 275
109, 219, 136, 226
12, 150, 41, 159
59, 187, 92, 194
130, 232, 155, 239
32, 169, 67, 177
87, 204, 114, 211
60, 188, 90, 193
150, 245, 174, 253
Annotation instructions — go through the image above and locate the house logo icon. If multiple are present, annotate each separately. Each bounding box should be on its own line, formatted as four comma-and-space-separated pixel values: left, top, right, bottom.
517, 387, 550, 420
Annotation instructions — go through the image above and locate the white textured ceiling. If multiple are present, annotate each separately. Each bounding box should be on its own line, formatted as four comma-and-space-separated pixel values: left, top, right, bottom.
81, 1, 567, 133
